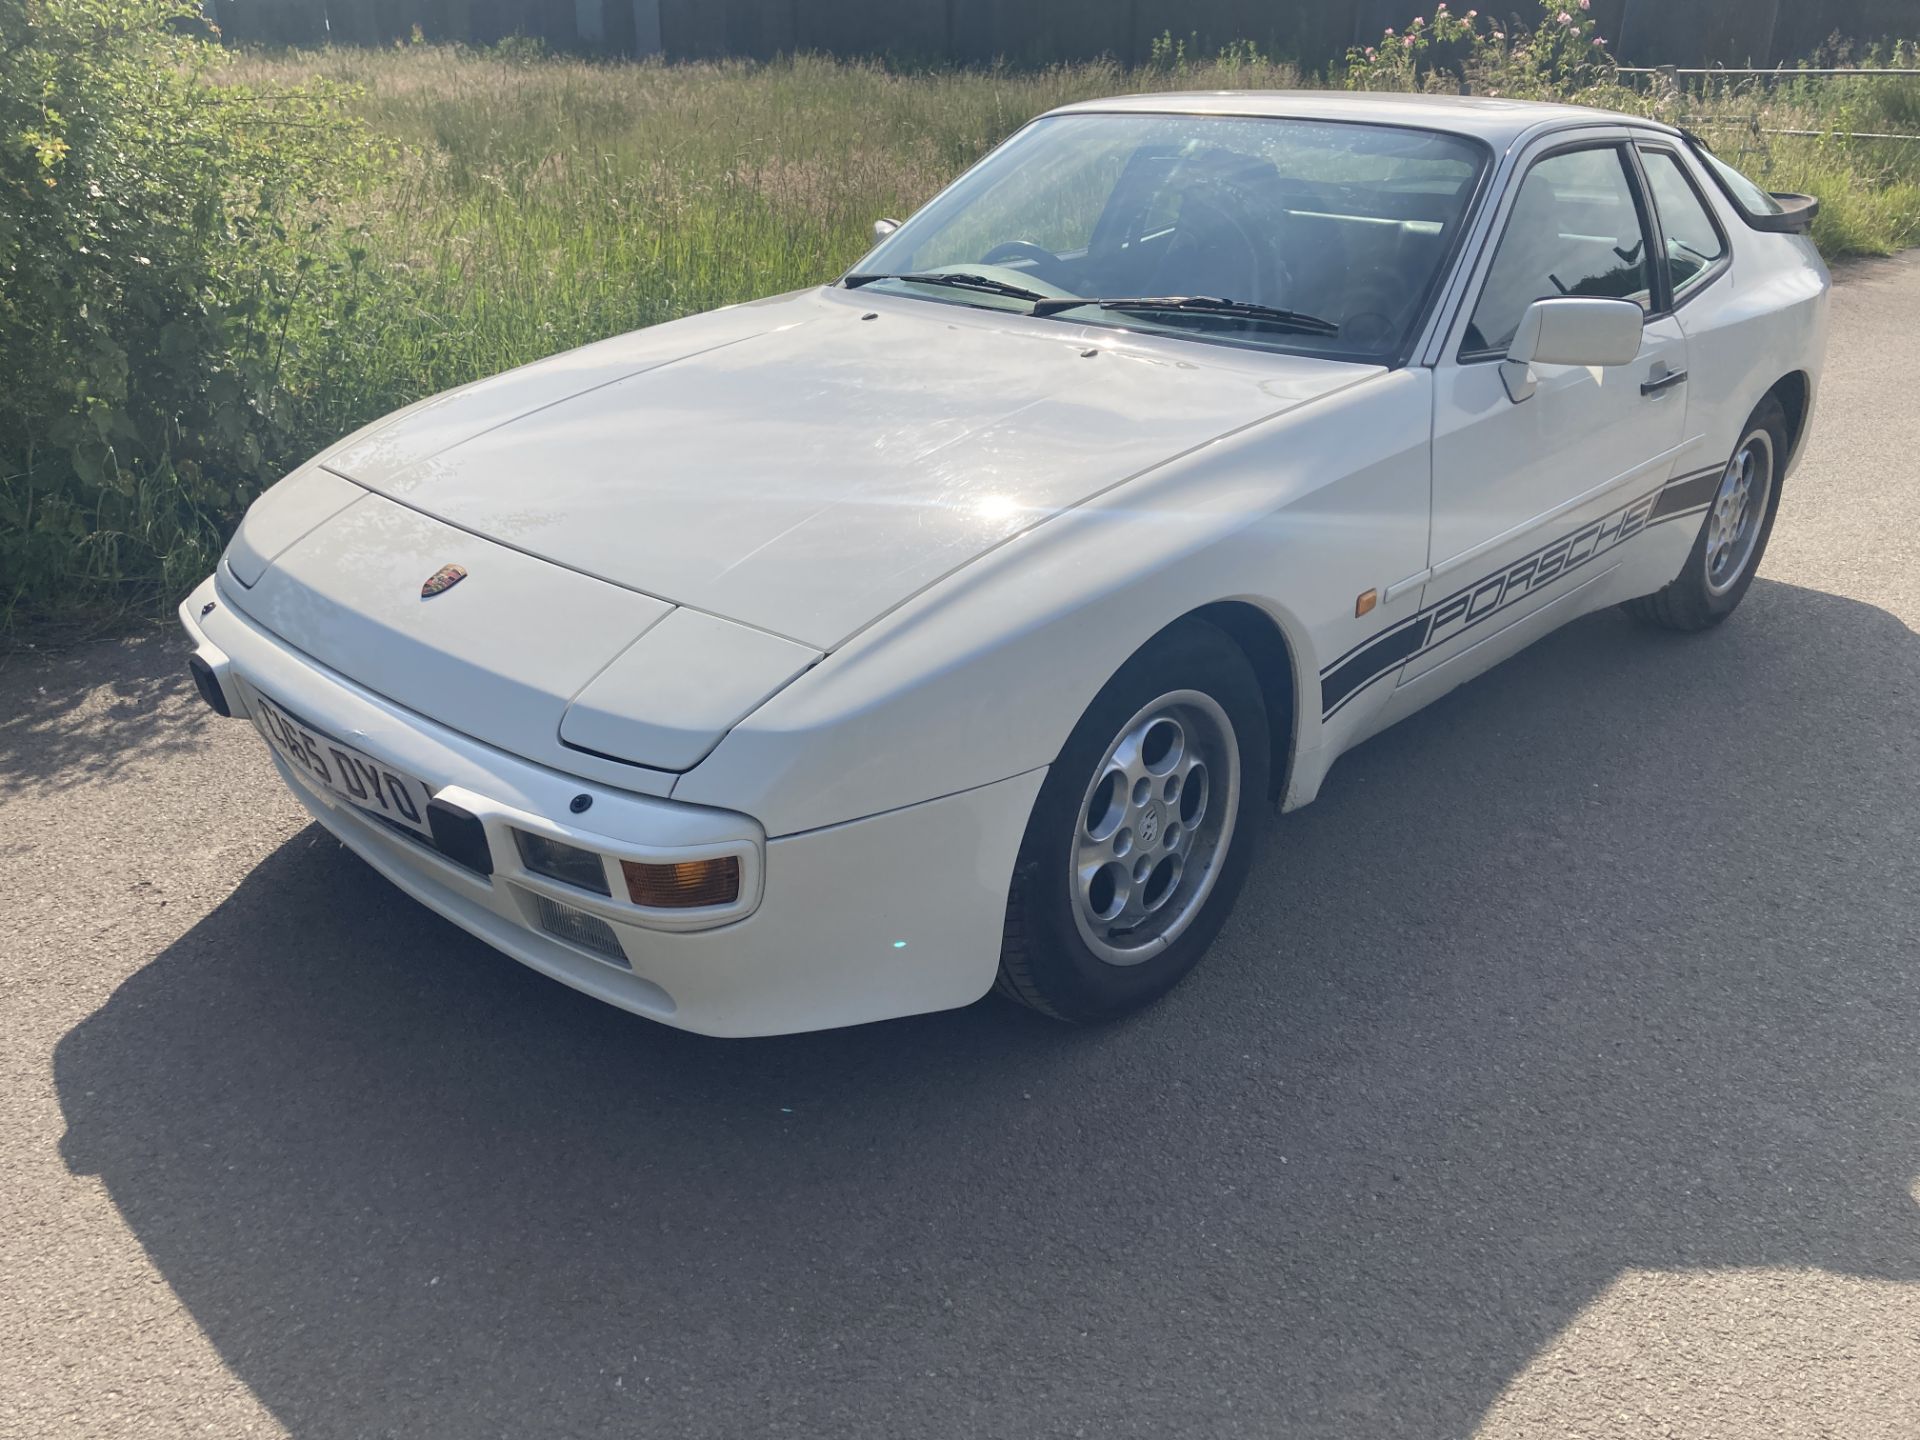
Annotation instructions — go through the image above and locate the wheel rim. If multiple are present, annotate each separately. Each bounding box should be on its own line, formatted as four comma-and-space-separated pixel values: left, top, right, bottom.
1068, 689, 1241, 967
1704, 429, 1775, 597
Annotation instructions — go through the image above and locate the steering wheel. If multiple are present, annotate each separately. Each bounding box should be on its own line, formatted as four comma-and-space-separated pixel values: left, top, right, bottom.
981, 239, 1070, 284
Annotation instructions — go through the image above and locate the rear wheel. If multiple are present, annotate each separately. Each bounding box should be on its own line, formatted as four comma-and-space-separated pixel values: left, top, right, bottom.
1627, 396, 1787, 631
995, 620, 1270, 1023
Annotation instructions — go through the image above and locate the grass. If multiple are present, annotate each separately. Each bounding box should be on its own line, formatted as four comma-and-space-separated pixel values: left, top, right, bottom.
221, 44, 1920, 417
215, 47, 1318, 416
10, 43, 1920, 641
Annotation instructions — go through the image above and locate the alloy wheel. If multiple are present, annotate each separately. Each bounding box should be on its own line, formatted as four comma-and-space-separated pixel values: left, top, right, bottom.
1068, 690, 1242, 966
1705, 429, 1775, 597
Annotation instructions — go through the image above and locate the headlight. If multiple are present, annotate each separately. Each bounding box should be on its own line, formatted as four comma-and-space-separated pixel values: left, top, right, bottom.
513, 829, 611, 896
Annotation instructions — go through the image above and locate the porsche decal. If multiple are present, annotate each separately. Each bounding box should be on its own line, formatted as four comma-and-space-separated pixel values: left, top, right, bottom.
1319, 463, 1724, 719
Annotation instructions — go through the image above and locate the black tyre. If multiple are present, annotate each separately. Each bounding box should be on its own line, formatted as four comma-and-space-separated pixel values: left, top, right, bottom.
1626, 395, 1788, 631
995, 619, 1271, 1023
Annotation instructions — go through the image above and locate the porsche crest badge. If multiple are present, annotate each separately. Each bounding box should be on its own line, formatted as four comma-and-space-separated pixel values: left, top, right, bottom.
421, 564, 468, 599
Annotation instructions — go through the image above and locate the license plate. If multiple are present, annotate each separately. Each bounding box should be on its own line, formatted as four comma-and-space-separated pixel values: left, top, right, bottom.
252, 692, 436, 838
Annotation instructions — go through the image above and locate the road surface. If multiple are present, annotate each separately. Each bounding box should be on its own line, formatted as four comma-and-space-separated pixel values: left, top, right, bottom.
4, 253, 1918, 1440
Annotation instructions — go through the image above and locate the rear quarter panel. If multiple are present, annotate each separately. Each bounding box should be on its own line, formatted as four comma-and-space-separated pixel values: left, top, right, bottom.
1677, 187, 1831, 476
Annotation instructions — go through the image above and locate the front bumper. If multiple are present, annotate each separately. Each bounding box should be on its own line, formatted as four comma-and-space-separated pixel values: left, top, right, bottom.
180, 574, 1045, 1037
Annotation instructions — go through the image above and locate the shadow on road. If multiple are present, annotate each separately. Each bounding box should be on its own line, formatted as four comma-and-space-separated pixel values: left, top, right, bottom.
54, 578, 1920, 1438
0, 631, 209, 794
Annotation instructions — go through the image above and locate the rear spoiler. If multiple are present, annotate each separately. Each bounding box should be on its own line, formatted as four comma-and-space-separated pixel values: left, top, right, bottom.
1752, 191, 1820, 234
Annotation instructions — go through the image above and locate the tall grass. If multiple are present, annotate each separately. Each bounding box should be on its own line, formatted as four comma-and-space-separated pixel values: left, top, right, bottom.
218, 47, 1314, 418
225, 44, 1920, 419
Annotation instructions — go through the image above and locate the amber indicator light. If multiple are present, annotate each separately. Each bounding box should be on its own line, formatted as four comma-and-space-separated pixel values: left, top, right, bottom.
621, 855, 741, 908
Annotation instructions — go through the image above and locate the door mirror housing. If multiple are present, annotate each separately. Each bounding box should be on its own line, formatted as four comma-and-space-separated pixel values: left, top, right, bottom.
1501, 297, 1645, 403
872, 217, 901, 243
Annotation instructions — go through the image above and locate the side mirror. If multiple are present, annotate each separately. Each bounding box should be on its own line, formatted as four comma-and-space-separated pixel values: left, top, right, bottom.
1501, 297, 1644, 403
872, 217, 901, 243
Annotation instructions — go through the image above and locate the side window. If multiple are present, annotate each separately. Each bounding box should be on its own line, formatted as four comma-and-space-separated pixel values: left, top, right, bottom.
1694, 144, 1785, 216
1640, 148, 1728, 301
1463, 146, 1653, 357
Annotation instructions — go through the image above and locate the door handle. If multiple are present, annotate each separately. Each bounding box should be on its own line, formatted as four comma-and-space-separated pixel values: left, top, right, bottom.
1641, 367, 1689, 397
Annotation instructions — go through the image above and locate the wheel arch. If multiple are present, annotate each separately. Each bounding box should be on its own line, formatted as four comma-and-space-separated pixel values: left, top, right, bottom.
1179, 599, 1301, 805
1766, 370, 1812, 473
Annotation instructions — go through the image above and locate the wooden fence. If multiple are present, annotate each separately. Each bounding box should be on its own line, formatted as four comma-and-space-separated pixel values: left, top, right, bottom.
205, 0, 1920, 69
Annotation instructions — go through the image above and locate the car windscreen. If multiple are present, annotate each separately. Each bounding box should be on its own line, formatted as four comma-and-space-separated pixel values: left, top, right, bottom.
850, 112, 1489, 364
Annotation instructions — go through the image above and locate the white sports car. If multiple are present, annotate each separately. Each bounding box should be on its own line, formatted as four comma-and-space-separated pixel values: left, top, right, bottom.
181, 92, 1828, 1036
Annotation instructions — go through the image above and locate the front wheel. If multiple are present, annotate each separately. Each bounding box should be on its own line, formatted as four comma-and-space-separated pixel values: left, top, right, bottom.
1626, 395, 1788, 631
995, 620, 1270, 1023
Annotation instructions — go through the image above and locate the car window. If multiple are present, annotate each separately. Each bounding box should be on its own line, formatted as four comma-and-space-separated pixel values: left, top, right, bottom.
855, 113, 1488, 363
1693, 145, 1786, 216
1463, 146, 1653, 357
1639, 148, 1727, 300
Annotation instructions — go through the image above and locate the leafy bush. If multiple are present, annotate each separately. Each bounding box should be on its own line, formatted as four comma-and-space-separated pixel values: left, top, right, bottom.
1345, 0, 1616, 98
0, 0, 378, 632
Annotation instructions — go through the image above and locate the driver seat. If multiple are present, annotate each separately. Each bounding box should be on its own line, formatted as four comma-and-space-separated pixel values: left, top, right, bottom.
1146, 151, 1287, 304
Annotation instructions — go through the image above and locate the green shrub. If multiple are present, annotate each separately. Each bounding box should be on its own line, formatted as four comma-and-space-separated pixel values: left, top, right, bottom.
1345, 1, 1617, 100
0, 0, 379, 633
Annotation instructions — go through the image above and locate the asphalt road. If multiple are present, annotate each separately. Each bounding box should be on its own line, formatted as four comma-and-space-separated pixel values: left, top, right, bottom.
6, 254, 1920, 1440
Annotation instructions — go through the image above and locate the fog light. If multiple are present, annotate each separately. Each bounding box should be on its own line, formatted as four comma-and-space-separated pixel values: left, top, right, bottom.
513, 829, 610, 895
529, 892, 628, 966
621, 856, 741, 909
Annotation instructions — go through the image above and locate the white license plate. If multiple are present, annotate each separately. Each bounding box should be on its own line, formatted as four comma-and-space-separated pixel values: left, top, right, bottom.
252, 693, 436, 838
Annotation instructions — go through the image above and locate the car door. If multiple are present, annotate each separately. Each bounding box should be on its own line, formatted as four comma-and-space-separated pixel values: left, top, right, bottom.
1397, 136, 1691, 691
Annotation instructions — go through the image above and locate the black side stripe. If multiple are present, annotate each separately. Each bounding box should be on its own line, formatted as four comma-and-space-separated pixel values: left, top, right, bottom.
1320, 614, 1433, 713
1317, 462, 1724, 719
1648, 466, 1722, 520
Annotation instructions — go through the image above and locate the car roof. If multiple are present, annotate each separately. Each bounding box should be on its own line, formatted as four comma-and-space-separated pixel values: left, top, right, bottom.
1042, 90, 1677, 148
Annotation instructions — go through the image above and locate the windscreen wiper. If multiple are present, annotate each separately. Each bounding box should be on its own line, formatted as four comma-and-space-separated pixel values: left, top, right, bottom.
1031, 294, 1341, 337
842, 271, 1051, 303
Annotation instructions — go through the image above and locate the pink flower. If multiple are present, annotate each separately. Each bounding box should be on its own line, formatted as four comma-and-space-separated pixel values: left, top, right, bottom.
1492, 30, 1505, 40
1579, 0, 1591, 8
1466, 8, 1477, 15
1384, 27, 1394, 36
1366, 46, 1377, 58
1410, 16, 1424, 28
1557, 11, 1571, 23
1592, 35, 1606, 45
